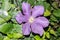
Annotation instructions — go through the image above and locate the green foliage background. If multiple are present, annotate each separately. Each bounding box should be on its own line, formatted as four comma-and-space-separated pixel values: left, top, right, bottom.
0, 0, 60, 40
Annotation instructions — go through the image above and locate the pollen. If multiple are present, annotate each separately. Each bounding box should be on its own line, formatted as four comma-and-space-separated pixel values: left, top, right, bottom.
29, 17, 34, 23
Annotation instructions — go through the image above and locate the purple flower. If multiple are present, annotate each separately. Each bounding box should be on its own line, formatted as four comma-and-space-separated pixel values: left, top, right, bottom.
16, 2, 49, 36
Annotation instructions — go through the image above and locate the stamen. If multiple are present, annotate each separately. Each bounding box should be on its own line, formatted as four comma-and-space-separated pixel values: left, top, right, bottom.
29, 17, 34, 23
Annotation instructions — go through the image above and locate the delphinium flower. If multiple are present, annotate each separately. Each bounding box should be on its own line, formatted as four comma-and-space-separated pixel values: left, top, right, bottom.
16, 2, 49, 36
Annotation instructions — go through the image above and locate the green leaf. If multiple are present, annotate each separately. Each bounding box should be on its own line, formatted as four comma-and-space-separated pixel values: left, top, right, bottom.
0, 10, 11, 24
50, 35, 57, 40
7, 33, 13, 38
13, 33, 23, 38
50, 29, 57, 36
50, 15, 58, 22
9, 9, 18, 23
35, 0, 44, 5
13, 24, 22, 33
56, 27, 60, 36
2, 0, 11, 11
3, 36, 10, 40
4, 15, 11, 21
11, 18, 17, 23
0, 23, 13, 34
0, 33, 3, 40
34, 35, 46, 40
24, 36, 34, 40
27, 0, 35, 6
42, 32, 45, 39
11, 39, 18, 40
57, 38, 60, 40
34, 35, 42, 40
43, 2, 51, 10
53, 9, 60, 17
37, 0, 45, 2
7, 33, 23, 38
10, 11, 18, 23
52, 2, 58, 9
45, 32, 50, 39
57, 28, 60, 33
7, 24, 23, 38
44, 9, 51, 16
0, 18, 6, 24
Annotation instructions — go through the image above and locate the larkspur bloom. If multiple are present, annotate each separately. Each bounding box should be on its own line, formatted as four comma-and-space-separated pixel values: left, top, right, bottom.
16, 2, 49, 36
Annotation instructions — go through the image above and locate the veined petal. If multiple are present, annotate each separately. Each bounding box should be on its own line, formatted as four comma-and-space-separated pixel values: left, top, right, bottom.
15, 12, 28, 24
22, 2, 31, 15
32, 6, 44, 17
31, 22, 44, 36
34, 17, 49, 28
22, 22, 31, 35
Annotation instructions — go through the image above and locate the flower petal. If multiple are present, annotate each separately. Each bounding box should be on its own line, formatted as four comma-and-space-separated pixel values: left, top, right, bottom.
22, 22, 31, 35
34, 17, 49, 28
31, 22, 44, 36
22, 2, 31, 15
32, 6, 44, 17
16, 12, 29, 24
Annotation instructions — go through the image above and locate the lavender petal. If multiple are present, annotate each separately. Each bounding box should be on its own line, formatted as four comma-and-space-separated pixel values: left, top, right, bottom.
22, 2, 31, 15
31, 22, 44, 36
34, 17, 49, 28
22, 22, 31, 35
32, 6, 44, 17
15, 12, 28, 24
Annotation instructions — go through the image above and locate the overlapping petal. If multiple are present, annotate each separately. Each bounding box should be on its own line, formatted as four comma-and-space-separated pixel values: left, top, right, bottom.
22, 2, 31, 15
32, 6, 44, 17
16, 12, 28, 24
31, 22, 44, 36
22, 22, 31, 35
34, 17, 49, 28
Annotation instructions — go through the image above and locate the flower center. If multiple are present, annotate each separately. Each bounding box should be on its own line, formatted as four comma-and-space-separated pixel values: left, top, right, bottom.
29, 17, 34, 23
